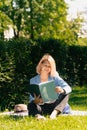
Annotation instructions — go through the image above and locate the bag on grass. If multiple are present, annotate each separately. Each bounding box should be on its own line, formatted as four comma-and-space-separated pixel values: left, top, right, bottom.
14, 104, 28, 113
62, 104, 71, 114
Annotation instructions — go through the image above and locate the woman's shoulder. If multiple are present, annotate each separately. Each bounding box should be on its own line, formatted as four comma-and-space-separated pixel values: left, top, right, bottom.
30, 75, 40, 84
52, 74, 62, 80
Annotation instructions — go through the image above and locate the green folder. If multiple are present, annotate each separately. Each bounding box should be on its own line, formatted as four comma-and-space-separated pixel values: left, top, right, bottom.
29, 80, 58, 102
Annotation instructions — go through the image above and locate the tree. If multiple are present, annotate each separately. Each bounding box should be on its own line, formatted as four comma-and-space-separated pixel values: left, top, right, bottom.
0, 0, 28, 38
26, 0, 68, 40
0, 1, 12, 39
0, 0, 68, 39
59, 17, 83, 45
0, 0, 83, 42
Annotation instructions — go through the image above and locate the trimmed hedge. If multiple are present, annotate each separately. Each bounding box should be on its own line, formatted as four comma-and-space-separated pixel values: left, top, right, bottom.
0, 38, 87, 111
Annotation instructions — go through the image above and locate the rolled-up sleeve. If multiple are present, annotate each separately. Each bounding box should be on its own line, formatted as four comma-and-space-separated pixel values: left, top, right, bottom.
54, 75, 72, 94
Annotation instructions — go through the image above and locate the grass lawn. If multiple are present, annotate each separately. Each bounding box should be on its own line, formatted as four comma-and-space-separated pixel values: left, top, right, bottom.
69, 85, 87, 110
0, 85, 87, 130
0, 115, 87, 130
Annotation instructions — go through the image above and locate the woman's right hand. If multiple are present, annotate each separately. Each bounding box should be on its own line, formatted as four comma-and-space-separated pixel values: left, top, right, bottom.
55, 86, 65, 94
34, 94, 43, 104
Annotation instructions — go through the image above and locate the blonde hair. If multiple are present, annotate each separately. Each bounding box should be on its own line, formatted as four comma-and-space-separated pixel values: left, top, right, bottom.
36, 54, 58, 77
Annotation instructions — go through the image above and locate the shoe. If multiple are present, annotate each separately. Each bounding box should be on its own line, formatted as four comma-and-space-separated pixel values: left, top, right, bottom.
50, 110, 58, 119
35, 114, 46, 120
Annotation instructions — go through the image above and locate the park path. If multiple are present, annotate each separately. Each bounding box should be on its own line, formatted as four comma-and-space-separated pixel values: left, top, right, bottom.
0, 110, 87, 116
70, 110, 87, 116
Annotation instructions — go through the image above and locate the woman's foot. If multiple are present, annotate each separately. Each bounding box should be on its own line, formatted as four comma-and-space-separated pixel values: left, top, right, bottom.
50, 110, 59, 119
35, 114, 46, 120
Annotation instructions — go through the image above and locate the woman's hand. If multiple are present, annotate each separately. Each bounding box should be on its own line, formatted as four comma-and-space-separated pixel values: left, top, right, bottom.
34, 94, 43, 104
55, 86, 65, 94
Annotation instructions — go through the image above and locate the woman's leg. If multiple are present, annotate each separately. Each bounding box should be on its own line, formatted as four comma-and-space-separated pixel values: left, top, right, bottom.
50, 94, 69, 119
28, 102, 42, 116
42, 94, 69, 115
54, 94, 69, 112
28, 94, 69, 117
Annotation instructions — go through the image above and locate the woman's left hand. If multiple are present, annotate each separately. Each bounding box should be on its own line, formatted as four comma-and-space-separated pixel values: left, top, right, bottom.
55, 86, 64, 94
34, 94, 43, 104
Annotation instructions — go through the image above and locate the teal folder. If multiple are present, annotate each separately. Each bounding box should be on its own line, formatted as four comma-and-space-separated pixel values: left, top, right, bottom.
29, 80, 58, 102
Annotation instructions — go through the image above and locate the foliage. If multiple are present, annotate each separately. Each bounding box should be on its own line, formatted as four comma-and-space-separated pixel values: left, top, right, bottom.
0, 0, 13, 38
0, 11, 12, 39
78, 38, 87, 46
59, 17, 83, 45
0, 0, 83, 43
27, 0, 68, 39
0, 0, 28, 38
65, 45, 87, 86
0, 38, 32, 111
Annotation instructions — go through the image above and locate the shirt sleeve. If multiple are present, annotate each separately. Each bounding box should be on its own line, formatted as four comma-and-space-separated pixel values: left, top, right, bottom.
29, 75, 39, 102
54, 75, 72, 94
29, 94, 34, 103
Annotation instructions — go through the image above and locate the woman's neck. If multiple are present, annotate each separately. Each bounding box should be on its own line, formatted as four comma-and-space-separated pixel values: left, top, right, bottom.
40, 74, 48, 82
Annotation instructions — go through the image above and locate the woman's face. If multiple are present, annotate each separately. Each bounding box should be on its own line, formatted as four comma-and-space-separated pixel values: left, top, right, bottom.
40, 60, 51, 74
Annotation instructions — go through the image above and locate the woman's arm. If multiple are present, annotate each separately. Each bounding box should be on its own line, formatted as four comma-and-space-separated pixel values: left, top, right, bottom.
29, 75, 43, 104
54, 75, 72, 94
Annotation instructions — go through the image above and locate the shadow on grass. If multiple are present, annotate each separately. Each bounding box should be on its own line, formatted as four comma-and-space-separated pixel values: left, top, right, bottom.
3, 115, 25, 121
7, 115, 33, 121
69, 86, 87, 107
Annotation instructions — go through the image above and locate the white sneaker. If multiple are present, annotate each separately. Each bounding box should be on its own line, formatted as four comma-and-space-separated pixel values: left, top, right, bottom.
35, 114, 46, 120
50, 110, 58, 119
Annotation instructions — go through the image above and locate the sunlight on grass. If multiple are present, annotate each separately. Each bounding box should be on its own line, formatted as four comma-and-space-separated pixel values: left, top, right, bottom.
0, 115, 87, 130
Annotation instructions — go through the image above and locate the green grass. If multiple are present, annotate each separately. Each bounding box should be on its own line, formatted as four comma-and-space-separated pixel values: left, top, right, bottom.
69, 85, 87, 110
0, 85, 87, 130
0, 115, 87, 130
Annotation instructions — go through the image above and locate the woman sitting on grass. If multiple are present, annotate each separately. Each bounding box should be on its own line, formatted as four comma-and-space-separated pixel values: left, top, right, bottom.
28, 54, 72, 120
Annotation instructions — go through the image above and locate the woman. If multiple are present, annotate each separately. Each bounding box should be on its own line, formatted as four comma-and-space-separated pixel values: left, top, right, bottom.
28, 54, 72, 120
